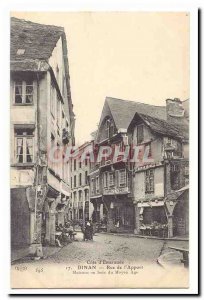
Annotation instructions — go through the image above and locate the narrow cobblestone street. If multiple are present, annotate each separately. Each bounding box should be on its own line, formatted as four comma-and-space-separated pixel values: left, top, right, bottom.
11, 233, 189, 288
12, 232, 188, 266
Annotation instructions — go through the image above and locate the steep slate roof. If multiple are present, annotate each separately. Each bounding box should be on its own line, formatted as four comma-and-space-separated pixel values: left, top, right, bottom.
11, 17, 64, 61
106, 97, 167, 130
138, 113, 189, 140
10, 17, 75, 123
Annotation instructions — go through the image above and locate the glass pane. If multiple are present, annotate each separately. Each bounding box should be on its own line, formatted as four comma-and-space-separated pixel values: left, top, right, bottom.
26, 138, 33, 162
15, 94, 23, 104
25, 95, 33, 104
26, 85, 33, 94
15, 85, 22, 95
26, 155, 33, 163
17, 138, 23, 146
16, 138, 23, 162
17, 155, 23, 163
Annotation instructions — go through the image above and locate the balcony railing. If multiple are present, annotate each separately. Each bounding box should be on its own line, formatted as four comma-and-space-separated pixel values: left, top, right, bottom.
103, 186, 130, 195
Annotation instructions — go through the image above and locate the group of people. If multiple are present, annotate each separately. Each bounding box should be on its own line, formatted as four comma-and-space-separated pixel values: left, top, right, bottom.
55, 220, 94, 247
56, 222, 75, 247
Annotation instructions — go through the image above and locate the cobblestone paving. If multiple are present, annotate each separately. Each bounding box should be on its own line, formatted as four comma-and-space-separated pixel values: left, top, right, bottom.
12, 232, 188, 266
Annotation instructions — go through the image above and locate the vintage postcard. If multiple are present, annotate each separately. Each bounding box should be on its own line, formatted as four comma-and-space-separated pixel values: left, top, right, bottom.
9, 10, 198, 293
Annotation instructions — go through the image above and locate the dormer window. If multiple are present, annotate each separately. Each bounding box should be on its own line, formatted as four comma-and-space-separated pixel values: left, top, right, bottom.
105, 118, 115, 139
137, 124, 144, 144
16, 49, 25, 55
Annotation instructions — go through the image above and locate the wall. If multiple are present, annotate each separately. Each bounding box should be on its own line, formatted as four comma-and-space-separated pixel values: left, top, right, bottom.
132, 124, 163, 166
134, 165, 164, 202
10, 75, 38, 187
70, 142, 94, 221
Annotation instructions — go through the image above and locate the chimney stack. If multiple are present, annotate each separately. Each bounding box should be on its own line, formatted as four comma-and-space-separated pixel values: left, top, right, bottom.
166, 98, 185, 123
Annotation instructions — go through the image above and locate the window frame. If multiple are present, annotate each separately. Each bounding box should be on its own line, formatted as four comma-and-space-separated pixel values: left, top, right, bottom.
109, 172, 115, 187
137, 124, 144, 144
14, 80, 34, 105
91, 178, 95, 195
14, 128, 34, 164
96, 176, 99, 193
103, 172, 108, 188
145, 168, 154, 193
85, 171, 88, 185
79, 173, 82, 186
118, 169, 126, 187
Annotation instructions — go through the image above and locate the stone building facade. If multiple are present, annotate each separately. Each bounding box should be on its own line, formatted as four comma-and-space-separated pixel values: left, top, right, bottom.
128, 100, 189, 237
10, 17, 75, 249
69, 141, 94, 223
90, 97, 189, 236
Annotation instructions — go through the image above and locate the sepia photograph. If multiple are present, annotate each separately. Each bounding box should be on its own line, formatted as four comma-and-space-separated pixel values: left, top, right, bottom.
7, 8, 198, 293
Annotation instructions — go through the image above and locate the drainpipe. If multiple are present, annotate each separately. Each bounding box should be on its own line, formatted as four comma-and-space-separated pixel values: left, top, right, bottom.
30, 73, 43, 257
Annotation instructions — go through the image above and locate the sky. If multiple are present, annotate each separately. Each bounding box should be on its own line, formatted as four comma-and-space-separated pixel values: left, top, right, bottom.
11, 12, 190, 145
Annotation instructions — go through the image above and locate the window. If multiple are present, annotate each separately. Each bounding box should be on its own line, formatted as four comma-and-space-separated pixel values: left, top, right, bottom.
118, 169, 126, 187
103, 172, 108, 188
79, 190, 82, 202
71, 177, 72, 188
17, 49, 25, 55
109, 122, 114, 138
74, 175, 77, 187
109, 172, 114, 187
137, 124, 144, 144
79, 161, 82, 169
105, 118, 115, 139
167, 137, 173, 145
79, 173, 82, 186
74, 159, 76, 171
14, 80, 33, 104
15, 127, 34, 163
85, 159, 88, 166
145, 143, 152, 159
105, 119, 110, 138
170, 164, 180, 190
145, 169, 154, 193
96, 176, 99, 193
91, 178, 95, 195
85, 171, 88, 185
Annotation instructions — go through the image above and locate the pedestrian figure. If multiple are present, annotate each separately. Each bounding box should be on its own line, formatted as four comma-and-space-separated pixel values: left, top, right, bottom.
83, 221, 93, 241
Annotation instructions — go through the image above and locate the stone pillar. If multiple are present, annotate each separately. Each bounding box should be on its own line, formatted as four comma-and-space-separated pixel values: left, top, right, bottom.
100, 203, 103, 220
107, 205, 114, 232
44, 198, 56, 245
96, 202, 102, 221
30, 211, 35, 244
167, 215, 173, 238
50, 201, 56, 245
134, 204, 140, 234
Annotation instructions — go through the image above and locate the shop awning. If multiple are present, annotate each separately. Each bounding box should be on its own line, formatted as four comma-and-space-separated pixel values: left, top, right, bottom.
138, 200, 164, 208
